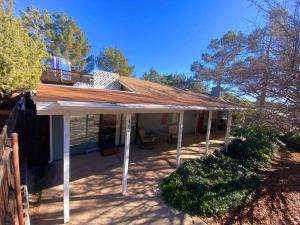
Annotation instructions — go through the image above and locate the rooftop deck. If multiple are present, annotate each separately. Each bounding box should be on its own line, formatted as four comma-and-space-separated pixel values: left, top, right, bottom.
29, 131, 226, 225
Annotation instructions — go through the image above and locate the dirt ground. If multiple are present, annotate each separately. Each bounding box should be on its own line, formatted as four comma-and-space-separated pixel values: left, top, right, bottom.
205, 148, 300, 225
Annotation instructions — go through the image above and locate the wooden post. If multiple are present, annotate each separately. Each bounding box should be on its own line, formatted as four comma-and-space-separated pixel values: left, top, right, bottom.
122, 113, 131, 195
176, 111, 184, 168
225, 111, 233, 152
11, 133, 24, 225
63, 114, 70, 223
205, 111, 212, 157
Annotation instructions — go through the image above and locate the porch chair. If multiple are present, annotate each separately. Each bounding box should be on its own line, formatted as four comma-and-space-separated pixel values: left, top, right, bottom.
138, 128, 158, 145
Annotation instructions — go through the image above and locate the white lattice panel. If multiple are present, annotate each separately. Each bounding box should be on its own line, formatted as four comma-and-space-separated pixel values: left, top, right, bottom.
73, 81, 94, 88
93, 70, 121, 90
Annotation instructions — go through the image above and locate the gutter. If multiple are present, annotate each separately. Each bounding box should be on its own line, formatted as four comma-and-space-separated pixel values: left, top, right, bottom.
35, 100, 249, 115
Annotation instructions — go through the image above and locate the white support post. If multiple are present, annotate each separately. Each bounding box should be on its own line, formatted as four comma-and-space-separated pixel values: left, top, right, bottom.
241, 111, 245, 124
63, 114, 70, 224
49, 115, 53, 163
225, 111, 233, 152
176, 111, 184, 168
122, 113, 131, 195
205, 110, 212, 157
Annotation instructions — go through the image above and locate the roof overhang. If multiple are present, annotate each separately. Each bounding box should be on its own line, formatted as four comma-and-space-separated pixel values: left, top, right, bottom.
36, 100, 249, 115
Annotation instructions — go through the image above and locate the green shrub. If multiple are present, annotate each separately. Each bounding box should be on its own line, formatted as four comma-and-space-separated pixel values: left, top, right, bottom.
227, 124, 279, 166
282, 131, 300, 150
160, 124, 278, 217
232, 123, 279, 149
161, 153, 261, 216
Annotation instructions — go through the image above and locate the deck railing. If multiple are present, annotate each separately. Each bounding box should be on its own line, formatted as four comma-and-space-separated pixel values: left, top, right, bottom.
41, 68, 94, 86
0, 104, 30, 225
0, 126, 17, 225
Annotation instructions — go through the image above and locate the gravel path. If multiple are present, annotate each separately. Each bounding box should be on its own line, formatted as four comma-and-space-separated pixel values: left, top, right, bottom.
206, 148, 300, 225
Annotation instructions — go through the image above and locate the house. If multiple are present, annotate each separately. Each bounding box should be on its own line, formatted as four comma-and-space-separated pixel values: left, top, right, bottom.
33, 69, 247, 223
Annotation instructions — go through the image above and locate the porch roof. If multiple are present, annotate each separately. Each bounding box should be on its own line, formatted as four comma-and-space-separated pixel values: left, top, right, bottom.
35, 76, 248, 114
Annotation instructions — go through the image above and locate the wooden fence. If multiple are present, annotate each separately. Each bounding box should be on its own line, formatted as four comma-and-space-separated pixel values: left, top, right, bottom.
0, 126, 17, 225
0, 107, 30, 225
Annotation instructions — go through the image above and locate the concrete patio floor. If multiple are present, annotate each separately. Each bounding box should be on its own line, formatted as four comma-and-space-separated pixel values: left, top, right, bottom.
29, 131, 226, 225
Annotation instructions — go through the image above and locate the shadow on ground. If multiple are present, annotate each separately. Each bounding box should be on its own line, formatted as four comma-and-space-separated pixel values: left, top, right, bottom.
29, 133, 227, 225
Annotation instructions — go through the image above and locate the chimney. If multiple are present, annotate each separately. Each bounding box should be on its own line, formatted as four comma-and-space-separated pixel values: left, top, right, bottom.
211, 86, 224, 98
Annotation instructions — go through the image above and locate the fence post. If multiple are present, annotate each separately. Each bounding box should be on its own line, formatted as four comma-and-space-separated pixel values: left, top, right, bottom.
11, 133, 24, 225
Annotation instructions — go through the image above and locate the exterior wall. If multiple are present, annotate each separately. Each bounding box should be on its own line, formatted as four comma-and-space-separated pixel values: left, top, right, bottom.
183, 111, 196, 134
52, 115, 64, 161
138, 113, 170, 134
138, 112, 197, 136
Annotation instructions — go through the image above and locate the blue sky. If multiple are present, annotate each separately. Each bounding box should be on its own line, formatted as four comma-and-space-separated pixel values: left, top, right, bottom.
15, 0, 263, 78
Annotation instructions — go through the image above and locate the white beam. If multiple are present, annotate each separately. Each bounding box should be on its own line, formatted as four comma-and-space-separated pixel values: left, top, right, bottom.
205, 110, 212, 156
176, 111, 184, 168
63, 114, 70, 223
122, 113, 131, 195
225, 111, 233, 152
35, 100, 248, 116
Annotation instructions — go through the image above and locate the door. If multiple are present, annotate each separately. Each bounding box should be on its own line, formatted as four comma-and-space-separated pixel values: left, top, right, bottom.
99, 114, 117, 149
197, 111, 205, 133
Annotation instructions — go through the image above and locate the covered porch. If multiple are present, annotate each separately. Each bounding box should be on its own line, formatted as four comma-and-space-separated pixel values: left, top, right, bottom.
34, 80, 246, 223
30, 131, 226, 225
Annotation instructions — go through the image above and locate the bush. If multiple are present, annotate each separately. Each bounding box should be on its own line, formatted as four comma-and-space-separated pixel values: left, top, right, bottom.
282, 131, 300, 150
161, 153, 260, 216
227, 124, 279, 166
160, 124, 279, 217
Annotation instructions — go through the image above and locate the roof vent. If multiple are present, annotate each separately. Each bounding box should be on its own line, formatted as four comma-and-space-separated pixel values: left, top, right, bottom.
93, 70, 121, 90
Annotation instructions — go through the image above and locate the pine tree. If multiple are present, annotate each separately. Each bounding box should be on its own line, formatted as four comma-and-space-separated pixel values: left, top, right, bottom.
0, 1, 47, 96
191, 31, 245, 88
21, 6, 91, 71
96, 47, 134, 76
142, 68, 162, 83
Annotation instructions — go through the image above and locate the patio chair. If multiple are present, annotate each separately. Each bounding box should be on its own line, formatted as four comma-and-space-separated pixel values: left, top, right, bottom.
138, 128, 158, 145
168, 124, 178, 144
